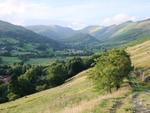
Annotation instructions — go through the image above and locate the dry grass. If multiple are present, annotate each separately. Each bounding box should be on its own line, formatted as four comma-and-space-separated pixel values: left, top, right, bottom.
138, 92, 150, 109
127, 40, 150, 68
59, 86, 131, 113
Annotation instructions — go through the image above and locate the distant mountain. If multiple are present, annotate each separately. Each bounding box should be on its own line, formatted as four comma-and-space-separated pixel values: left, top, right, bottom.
0, 20, 64, 57
26, 25, 76, 41
26, 25, 102, 49
63, 33, 100, 49
27, 19, 150, 49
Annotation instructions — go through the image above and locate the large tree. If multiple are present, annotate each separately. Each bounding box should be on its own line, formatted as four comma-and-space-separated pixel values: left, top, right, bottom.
93, 49, 132, 93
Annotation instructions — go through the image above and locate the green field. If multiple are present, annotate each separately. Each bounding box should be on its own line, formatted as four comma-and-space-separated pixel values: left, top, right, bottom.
0, 56, 89, 65
1, 56, 56, 65
1, 56, 21, 65
26, 58, 56, 65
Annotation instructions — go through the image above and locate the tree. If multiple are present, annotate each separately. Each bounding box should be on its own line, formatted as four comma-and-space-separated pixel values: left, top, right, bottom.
93, 49, 132, 93
0, 57, 2, 64
66, 57, 84, 77
7, 92, 19, 101
0, 84, 8, 103
18, 66, 45, 96
82, 57, 94, 69
46, 61, 67, 86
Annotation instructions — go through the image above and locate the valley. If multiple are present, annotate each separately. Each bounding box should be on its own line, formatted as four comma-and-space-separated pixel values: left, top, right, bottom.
0, 1, 149, 113
0, 18, 149, 113
0, 19, 150, 65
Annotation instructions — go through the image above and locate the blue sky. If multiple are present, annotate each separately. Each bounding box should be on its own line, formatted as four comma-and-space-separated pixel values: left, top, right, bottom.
0, 0, 149, 29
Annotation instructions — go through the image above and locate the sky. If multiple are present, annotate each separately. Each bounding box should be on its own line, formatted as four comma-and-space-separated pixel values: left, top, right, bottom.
0, 0, 149, 29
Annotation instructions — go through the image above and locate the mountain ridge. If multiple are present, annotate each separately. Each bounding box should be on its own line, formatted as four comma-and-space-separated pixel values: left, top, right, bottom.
26, 18, 150, 49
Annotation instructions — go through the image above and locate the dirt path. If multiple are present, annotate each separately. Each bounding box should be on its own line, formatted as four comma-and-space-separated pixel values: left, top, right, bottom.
132, 92, 150, 113
109, 100, 122, 113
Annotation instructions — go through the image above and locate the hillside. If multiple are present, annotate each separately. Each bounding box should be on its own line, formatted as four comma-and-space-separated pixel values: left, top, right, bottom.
127, 40, 150, 68
0, 69, 132, 113
91, 19, 150, 47
0, 20, 64, 57
127, 40, 150, 77
0, 40, 149, 113
63, 33, 100, 49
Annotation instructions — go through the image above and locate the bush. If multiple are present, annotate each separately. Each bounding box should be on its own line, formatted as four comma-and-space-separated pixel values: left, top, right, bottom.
0, 84, 8, 103
36, 84, 47, 91
7, 92, 19, 101
46, 61, 67, 86
66, 57, 85, 77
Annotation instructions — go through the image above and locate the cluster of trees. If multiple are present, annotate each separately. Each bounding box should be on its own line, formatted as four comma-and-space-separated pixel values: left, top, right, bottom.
92, 49, 132, 93
0, 57, 93, 103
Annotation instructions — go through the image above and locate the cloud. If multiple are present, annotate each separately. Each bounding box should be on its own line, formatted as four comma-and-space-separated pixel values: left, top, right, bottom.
67, 21, 86, 30
0, 0, 147, 29
0, 0, 95, 27
101, 14, 136, 26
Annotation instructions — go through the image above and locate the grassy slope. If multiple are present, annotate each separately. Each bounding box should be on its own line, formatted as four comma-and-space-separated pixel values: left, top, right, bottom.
127, 40, 150, 78
0, 40, 150, 113
0, 69, 131, 113
127, 40, 150, 68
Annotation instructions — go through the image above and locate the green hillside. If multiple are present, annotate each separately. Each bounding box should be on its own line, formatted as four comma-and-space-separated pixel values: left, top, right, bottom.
0, 20, 64, 58
92, 19, 150, 47
63, 33, 100, 49
127, 40, 150, 68
0, 40, 149, 113
127, 40, 150, 77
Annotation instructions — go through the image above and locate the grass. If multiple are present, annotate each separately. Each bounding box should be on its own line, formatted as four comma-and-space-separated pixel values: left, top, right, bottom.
127, 40, 150, 82
25, 56, 77, 65
138, 92, 150, 109
0, 56, 89, 65
0, 56, 56, 65
127, 40, 150, 68
25, 58, 56, 65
